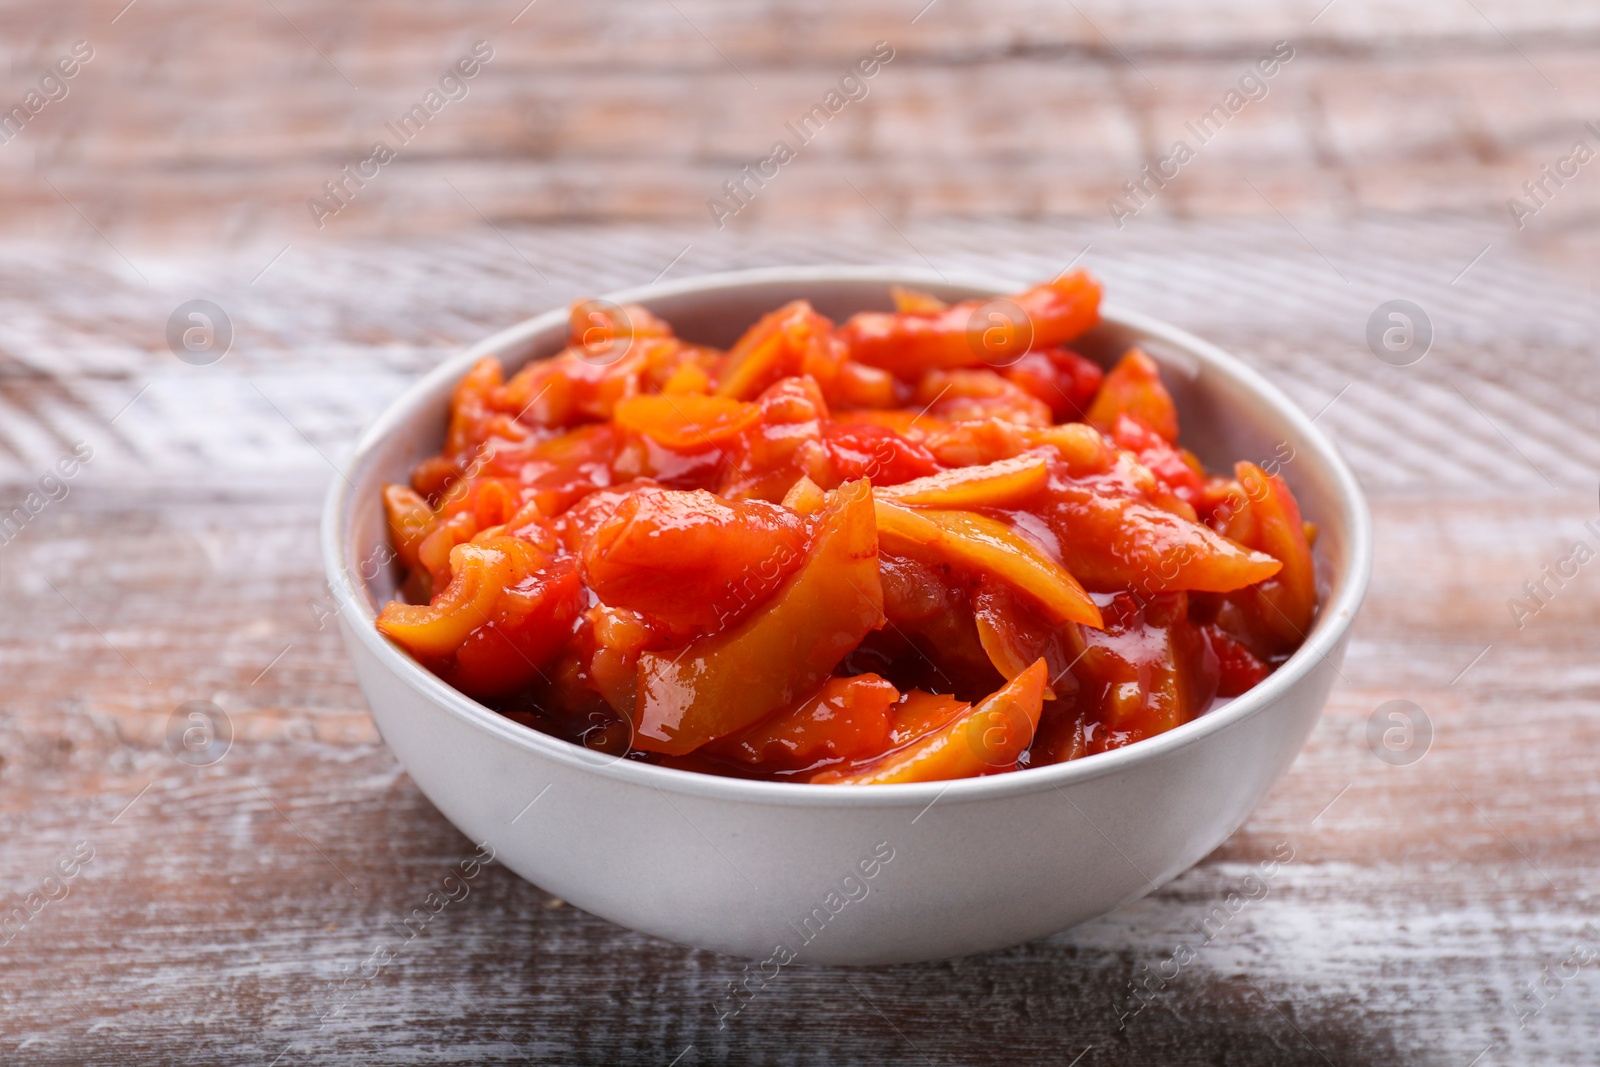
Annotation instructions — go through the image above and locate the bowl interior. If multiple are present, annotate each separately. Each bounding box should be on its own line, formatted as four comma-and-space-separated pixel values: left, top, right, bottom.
332, 267, 1370, 796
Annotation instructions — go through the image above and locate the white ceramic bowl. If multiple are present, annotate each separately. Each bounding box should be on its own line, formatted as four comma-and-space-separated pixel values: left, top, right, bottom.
323, 267, 1371, 965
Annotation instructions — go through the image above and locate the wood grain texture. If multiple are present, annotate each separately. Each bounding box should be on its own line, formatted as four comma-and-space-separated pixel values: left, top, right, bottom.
3, 221, 1598, 1066
2, 0, 1598, 1062
0, 0, 1598, 242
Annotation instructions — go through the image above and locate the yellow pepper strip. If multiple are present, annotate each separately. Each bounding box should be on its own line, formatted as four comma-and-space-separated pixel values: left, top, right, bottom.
632, 479, 885, 756
873, 498, 1102, 629
812, 659, 1047, 784
874, 453, 1049, 509
377, 542, 510, 659
781, 474, 828, 516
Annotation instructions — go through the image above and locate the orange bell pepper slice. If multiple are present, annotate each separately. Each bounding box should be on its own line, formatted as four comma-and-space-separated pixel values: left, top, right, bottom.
1043, 486, 1280, 595
811, 659, 1047, 784
377, 541, 519, 658
715, 300, 843, 401
1214, 462, 1317, 652
718, 674, 900, 767
416, 511, 477, 595
1086, 348, 1179, 443
838, 271, 1102, 379
887, 690, 970, 746
1021, 422, 1114, 472
384, 484, 436, 574
612, 393, 762, 451
662, 362, 711, 395
781, 474, 828, 515
632, 479, 885, 755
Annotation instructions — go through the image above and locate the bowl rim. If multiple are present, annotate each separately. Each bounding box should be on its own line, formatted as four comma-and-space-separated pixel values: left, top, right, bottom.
322, 264, 1373, 809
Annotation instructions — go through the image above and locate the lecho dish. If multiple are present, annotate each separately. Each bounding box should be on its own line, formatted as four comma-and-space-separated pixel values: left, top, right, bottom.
372, 272, 1318, 785
327, 267, 1369, 962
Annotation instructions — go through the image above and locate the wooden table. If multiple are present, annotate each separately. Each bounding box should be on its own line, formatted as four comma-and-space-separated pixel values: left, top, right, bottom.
3, 1, 1599, 1064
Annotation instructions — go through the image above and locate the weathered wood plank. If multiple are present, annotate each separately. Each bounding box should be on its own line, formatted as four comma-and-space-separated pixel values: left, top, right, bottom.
0, 219, 1595, 493
3, 483, 1597, 1063
0, 0, 1595, 1058
0, 1, 1597, 238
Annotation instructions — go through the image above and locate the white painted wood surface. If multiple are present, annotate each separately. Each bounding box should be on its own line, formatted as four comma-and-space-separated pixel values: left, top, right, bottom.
3, 218, 1596, 1065
1, 0, 1598, 1062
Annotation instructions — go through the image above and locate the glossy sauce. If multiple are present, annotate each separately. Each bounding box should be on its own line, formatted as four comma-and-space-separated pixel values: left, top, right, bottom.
375, 274, 1317, 785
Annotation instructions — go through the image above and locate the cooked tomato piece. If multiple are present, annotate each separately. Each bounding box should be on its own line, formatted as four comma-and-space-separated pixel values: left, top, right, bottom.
582, 487, 808, 640
466, 423, 624, 517
1002, 346, 1104, 422
1066, 592, 1217, 752
1110, 413, 1204, 508
445, 557, 585, 698
497, 346, 648, 430
887, 689, 970, 747
716, 376, 832, 502
1203, 622, 1271, 697
857, 550, 999, 702
579, 603, 673, 721
820, 422, 940, 487
554, 479, 659, 551
923, 418, 1034, 469
915, 369, 1054, 427
716, 674, 900, 768
829, 360, 903, 409
443, 358, 518, 458
378, 539, 584, 699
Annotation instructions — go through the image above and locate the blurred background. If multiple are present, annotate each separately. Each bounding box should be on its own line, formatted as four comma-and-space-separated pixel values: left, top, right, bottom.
3, 1, 1598, 1064
6, 0, 1600, 242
